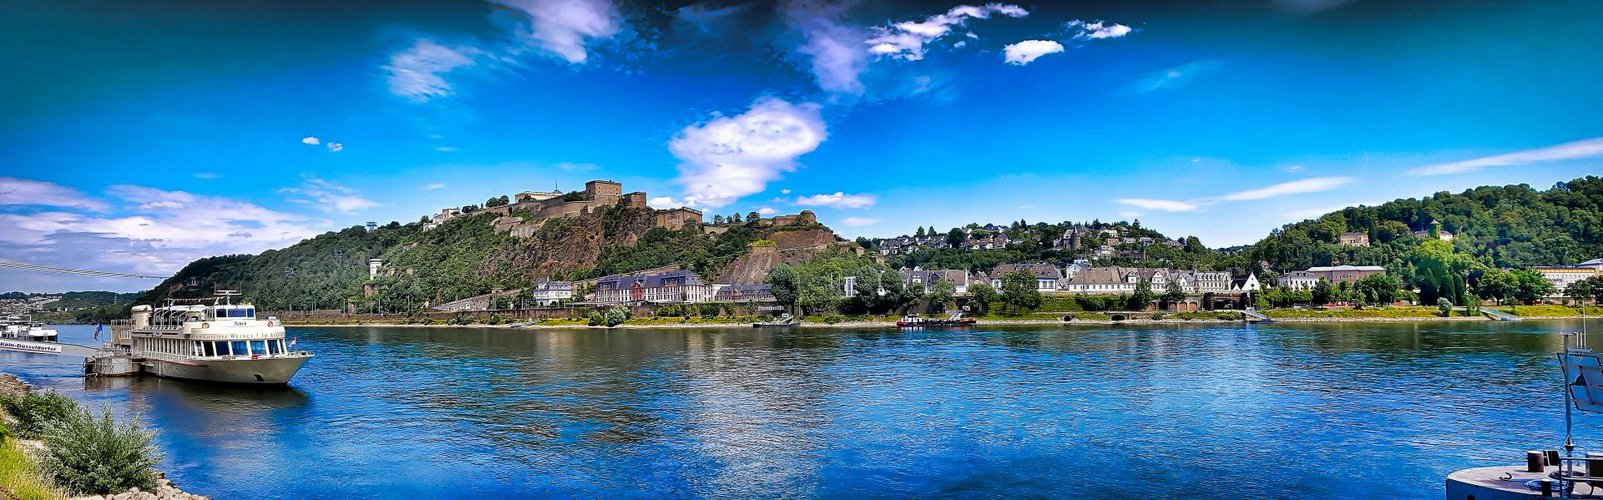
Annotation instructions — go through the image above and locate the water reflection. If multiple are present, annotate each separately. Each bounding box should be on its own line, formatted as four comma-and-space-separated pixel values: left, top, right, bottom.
4, 320, 1602, 498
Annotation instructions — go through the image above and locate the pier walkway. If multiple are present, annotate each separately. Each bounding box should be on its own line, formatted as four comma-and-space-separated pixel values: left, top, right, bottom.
1482, 308, 1523, 321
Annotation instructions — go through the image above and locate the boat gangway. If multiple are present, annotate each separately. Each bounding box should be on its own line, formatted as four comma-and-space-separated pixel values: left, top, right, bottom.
1482, 308, 1523, 322
1242, 309, 1274, 323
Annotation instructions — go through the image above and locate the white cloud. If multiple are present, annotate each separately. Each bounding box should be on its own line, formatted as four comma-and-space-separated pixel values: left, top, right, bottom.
1125, 60, 1222, 93
1115, 198, 1197, 212
668, 98, 827, 208
783, 0, 869, 94
193, 172, 221, 180
840, 216, 879, 227
0, 177, 110, 212
1065, 19, 1133, 40
434, 146, 458, 152
301, 136, 320, 145
1408, 137, 1603, 175
647, 196, 678, 209
758, 207, 777, 215
1003, 40, 1064, 65
1218, 176, 1352, 201
780, 189, 792, 195
494, 0, 622, 64
867, 4, 1029, 61
325, 142, 344, 153
385, 39, 478, 102
422, 183, 447, 191
0, 185, 327, 279
1282, 165, 1304, 172
795, 192, 876, 209
279, 177, 379, 213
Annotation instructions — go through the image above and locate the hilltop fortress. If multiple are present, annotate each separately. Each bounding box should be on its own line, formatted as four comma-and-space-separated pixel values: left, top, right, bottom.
422, 179, 816, 239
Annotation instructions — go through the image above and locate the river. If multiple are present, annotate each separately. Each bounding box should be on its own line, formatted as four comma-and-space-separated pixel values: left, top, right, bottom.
3, 320, 1600, 498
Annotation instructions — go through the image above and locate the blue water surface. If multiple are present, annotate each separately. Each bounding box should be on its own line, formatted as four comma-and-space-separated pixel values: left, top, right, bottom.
4, 320, 1600, 499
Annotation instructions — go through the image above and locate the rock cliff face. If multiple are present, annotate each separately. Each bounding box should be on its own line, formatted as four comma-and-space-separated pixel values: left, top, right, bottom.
482, 205, 660, 282
714, 227, 839, 284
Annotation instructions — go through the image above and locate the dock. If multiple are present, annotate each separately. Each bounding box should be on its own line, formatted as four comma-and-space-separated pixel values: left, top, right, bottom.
1242, 309, 1274, 323
1483, 308, 1524, 322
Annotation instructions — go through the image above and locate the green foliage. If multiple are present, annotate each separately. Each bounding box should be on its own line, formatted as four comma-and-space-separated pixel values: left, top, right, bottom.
927, 279, 956, 310
1312, 279, 1333, 305
968, 282, 998, 314
1, 391, 77, 439
768, 248, 910, 316
1, 437, 66, 500
1437, 297, 1454, 316
1129, 279, 1153, 310
999, 270, 1042, 314
1567, 275, 1603, 303
40, 405, 162, 495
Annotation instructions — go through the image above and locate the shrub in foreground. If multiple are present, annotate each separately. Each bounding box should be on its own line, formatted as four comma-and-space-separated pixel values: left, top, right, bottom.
1, 390, 77, 438
40, 405, 162, 495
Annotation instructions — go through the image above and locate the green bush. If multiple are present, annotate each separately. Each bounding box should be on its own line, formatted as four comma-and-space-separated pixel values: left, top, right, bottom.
823, 315, 844, 324
40, 405, 162, 495
1, 391, 77, 439
0, 421, 10, 443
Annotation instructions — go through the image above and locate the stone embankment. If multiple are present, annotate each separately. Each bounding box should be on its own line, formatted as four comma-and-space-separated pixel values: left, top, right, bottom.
0, 373, 208, 500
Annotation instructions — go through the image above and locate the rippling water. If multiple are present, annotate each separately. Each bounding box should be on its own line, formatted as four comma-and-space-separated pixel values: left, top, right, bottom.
4, 320, 1602, 498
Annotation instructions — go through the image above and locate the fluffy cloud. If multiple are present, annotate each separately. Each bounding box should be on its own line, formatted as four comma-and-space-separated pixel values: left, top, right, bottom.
668, 98, 827, 208
494, 0, 622, 64
1065, 19, 1133, 40
783, 0, 869, 94
1409, 137, 1603, 175
1115, 198, 1197, 212
0, 177, 110, 212
758, 207, 777, 215
867, 4, 1029, 61
1003, 40, 1064, 65
326, 142, 344, 153
301, 136, 320, 145
795, 192, 876, 209
385, 40, 478, 102
0, 182, 327, 284
279, 177, 379, 213
840, 216, 879, 227
422, 183, 447, 190
1218, 176, 1352, 201
647, 196, 678, 209
434, 146, 458, 152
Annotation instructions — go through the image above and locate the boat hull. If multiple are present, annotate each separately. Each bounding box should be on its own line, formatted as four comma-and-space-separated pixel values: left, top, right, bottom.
143, 355, 312, 385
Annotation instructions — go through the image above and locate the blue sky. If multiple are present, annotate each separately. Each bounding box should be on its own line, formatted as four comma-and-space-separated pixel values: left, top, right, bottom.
2, 0, 1602, 292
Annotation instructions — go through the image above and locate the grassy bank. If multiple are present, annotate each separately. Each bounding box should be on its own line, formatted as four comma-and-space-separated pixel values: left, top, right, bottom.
0, 437, 64, 500
1263, 306, 1462, 320
1493, 305, 1603, 317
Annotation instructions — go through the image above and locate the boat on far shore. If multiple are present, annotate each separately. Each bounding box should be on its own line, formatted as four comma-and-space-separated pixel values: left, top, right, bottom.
897, 312, 977, 328
753, 313, 798, 328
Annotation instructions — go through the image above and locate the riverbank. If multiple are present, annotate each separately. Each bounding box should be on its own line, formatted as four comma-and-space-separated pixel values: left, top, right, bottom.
282, 307, 1598, 329
0, 374, 205, 500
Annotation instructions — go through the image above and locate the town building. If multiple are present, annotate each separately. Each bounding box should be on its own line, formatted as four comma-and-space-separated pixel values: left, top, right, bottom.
1338, 232, 1370, 247
1533, 258, 1603, 297
713, 284, 776, 303
592, 270, 713, 304
424, 179, 703, 234
1277, 271, 1321, 290
529, 280, 573, 306
1306, 265, 1387, 283
989, 263, 1064, 292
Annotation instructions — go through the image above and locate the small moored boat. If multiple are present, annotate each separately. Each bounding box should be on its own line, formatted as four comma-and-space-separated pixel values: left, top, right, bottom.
896, 312, 977, 328
753, 313, 799, 328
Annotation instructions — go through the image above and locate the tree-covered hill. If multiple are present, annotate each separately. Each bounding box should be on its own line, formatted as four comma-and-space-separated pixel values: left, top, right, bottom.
1247, 175, 1603, 274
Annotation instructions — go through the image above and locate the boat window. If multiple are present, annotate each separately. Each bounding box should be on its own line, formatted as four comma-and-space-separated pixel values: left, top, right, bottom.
231, 341, 249, 356
251, 340, 267, 355
266, 341, 279, 355
204, 342, 215, 357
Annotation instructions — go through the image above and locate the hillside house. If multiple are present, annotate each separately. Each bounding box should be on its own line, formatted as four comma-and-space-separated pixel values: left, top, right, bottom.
593, 270, 712, 304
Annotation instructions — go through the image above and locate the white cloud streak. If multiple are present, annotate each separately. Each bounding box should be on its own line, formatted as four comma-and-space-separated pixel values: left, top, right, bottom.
0, 177, 111, 212
1408, 137, 1603, 175
1125, 60, 1222, 93
1218, 176, 1353, 201
385, 40, 478, 102
494, 0, 622, 64
840, 216, 879, 227
279, 177, 379, 213
1065, 19, 1133, 40
795, 192, 876, 209
669, 98, 827, 208
1115, 198, 1197, 212
1003, 40, 1064, 65
867, 4, 1029, 61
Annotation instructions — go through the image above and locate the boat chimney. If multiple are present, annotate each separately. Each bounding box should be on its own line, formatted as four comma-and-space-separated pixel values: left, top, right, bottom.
131, 305, 151, 328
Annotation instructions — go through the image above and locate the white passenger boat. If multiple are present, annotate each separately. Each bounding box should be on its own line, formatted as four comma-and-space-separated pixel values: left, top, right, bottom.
104, 293, 312, 384
1, 315, 59, 342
